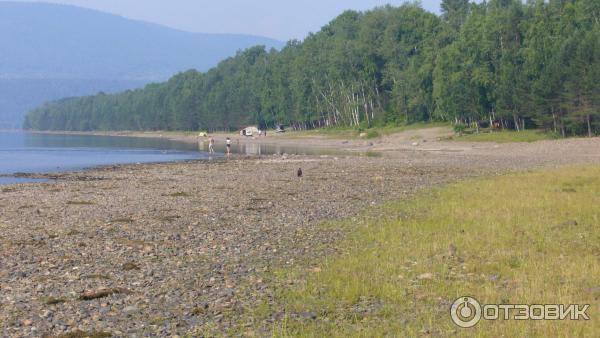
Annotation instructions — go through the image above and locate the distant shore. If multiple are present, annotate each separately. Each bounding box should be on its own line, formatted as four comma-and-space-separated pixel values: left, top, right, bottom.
23, 126, 456, 155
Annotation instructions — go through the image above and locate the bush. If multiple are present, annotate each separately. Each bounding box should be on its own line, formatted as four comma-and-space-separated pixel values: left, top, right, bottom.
366, 129, 381, 139
453, 123, 467, 134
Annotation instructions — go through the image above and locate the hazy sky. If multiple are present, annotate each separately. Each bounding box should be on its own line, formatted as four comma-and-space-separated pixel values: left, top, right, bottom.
9, 0, 446, 40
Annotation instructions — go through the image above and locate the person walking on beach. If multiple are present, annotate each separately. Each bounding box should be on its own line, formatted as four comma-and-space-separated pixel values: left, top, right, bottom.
208, 137, 215, 154
226, 137, 232, 156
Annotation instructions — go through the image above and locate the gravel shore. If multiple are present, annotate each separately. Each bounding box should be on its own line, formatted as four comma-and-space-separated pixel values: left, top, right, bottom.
2, 132, 600, 337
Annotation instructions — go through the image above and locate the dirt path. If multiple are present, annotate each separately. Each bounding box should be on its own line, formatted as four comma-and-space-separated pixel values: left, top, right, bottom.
2, 130, 600, 337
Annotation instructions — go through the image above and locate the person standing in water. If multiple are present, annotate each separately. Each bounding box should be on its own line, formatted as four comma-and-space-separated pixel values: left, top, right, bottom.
226, 137, 232, 156
208, 137, 215, 154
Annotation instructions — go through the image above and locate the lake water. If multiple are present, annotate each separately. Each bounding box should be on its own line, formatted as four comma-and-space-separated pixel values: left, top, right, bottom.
0, 131, 346, 185
0, 131, 207, 184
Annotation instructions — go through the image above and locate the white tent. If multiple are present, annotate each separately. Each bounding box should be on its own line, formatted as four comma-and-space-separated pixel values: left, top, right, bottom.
240, 125, 260, 136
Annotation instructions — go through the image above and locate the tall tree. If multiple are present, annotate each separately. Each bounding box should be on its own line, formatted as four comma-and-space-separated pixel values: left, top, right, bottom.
441, 0, 470, 32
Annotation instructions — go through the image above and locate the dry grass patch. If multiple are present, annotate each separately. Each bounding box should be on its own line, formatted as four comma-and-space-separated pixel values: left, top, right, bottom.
167, 191, 191, 197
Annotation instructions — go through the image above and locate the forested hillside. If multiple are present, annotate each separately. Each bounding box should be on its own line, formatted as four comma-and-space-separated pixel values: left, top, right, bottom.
25, 0, 600, 136
0, 79, 148, 129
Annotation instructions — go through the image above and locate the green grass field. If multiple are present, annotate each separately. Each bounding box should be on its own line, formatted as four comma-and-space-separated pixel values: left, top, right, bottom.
264, 165, 600, 337
451, 130, 560, 143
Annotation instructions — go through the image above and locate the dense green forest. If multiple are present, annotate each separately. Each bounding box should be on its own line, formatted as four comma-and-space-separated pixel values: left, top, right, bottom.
0, 79, 148, 129
24, 0, 600, 136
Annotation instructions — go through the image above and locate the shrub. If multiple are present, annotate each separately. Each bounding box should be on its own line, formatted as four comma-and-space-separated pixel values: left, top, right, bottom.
453, 123, 467, 135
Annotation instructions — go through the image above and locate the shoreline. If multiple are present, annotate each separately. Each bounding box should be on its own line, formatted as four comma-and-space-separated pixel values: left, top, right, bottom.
1, 129, 359, 185
2, 154, 462, 336
3, 129, 600, 336
23, 129, 372, 153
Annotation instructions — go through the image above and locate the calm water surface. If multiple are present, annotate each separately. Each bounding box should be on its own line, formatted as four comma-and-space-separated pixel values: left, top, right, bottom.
0, 131, 345, 185
0, 131, 206, 184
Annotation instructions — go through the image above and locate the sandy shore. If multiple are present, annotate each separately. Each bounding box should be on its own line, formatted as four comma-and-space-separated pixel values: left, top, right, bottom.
24, 126, 455, 154
3, 130, 600, 336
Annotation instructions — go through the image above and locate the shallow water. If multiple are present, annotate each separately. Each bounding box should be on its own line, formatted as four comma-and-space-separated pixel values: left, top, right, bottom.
0, 132, 347, 184
206, 139, 346, 157
0, 131, 207, 184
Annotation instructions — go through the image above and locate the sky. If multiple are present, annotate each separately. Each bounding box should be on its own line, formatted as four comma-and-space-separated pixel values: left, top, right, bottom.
8, 0, 446, 41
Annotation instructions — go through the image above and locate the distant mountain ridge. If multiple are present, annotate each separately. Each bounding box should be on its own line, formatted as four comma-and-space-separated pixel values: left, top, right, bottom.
0, 78, 149, 129
0, 1, 284, 79
0, 1, 284, 128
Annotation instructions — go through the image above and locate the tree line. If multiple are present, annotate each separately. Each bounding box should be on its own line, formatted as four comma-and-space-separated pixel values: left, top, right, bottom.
24, 0, 600, 137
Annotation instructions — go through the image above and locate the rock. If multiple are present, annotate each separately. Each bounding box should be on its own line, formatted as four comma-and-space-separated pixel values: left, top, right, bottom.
588, 286, 600, 300
448, 244, 457, 257
219, 288, 235, 299
123, 306, 138, 315
417, 273, 434, 280
412, 142, 420, 147
123, 262, 140, 271
299, 312, 317, 320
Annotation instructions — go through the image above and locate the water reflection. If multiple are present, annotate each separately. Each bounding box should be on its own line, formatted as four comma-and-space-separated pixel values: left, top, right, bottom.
24, 133, 199, 151
0, 132, 204, 184
1, 132, 351, 185
198, 138, 346, 156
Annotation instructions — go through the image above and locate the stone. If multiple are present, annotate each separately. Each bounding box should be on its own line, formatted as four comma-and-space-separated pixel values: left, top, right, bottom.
417, 273, 434, 280
123, 306, 138, 315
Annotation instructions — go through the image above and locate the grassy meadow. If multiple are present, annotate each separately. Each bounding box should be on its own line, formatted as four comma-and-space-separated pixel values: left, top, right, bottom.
262, 165, 600, 337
